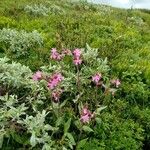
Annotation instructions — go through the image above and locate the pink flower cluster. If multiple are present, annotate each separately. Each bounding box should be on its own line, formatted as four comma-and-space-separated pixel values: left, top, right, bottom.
92, 73, 102, 85
50, 48, 63, 61
111, 79, 121, 88
50, 48, 82, 66
80, 106, 94, 123
32, 71, 42, 81
73, 49, 82, 65
50, 48, 72, 61
52, 89, 63, 102
48, 73, 64, 89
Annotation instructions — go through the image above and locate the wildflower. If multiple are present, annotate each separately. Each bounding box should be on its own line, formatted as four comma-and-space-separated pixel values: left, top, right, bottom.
52, 89, 62, 102
92, 73, 102, 85
73, 49, 81, 58
73, 58, 82, 65
73, 49, 82, 66
80, 114, 90, 123
50, 48, 63, 61
48, 73, 64, 89
111, 79, 121, 88
55, 73, 64, 82
32, 71, 42, 81
80, 106, 93, 123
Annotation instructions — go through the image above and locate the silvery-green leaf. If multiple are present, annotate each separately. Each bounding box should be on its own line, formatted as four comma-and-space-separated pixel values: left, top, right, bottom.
30, 132, 36, 147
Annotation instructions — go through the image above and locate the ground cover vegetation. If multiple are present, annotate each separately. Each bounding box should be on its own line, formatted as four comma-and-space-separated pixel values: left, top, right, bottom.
0, 0, 150, 149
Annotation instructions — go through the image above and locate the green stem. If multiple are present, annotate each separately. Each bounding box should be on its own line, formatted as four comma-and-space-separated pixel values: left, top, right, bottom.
76, 125, 83, 150
77, 65, 80, 91
75, 65, 80, 114
96, 85, 98, 107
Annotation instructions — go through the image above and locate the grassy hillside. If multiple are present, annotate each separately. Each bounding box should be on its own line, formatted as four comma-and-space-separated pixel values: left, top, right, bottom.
0, 0, 150, 149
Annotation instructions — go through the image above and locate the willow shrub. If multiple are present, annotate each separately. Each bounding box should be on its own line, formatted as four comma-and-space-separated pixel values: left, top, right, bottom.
0, 28, 43, 58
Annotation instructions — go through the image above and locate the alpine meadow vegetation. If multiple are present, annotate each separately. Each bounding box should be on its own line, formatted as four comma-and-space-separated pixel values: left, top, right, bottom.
0, 0, 150, 149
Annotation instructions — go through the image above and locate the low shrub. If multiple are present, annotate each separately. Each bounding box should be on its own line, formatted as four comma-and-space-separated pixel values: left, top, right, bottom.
24, 4, 65, 16
0, 28, 43, 57
1, 45, 142, 150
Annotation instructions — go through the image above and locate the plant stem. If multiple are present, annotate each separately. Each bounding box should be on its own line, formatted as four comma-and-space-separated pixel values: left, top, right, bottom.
96, 85, 98, 107
75, 65, 80, 114
77, 65, 80, 91
76, 126, 83, 150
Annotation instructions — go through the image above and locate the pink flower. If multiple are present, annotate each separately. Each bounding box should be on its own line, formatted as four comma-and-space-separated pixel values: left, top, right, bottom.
52, 89, 62, 102
54, 73, 64, 82
32, 71, 42, 81
48, 73, 64, 89
73, 49, 81, 58
80, 114, 91, 123
48, 80, 58, 89
111, 79, 121, 88
73, 58, 82, 65
92, 73, 102, 85
50, 48, 63, 61
83, 107, 89, 114
72, 49, 82, 66
80, 106, 93, 123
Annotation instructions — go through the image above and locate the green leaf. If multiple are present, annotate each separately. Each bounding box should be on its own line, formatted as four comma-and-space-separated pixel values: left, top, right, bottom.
77, 138, 88, 149
73, 92, 83, 103
63, 146, 68, 150
82, 126, 94, 133
0, 134, 4, 148
30, 132, 36, 147
11, 131, 29, 145
64, 118, 71, 133
95, 117, 102, 124
45, 124, 59, 131
69, 143, 73, 149
74, 120, 82, 130
60, 100, 67, 108
56, 117, 63, 127
95, 106, 107, 114
65, 132, 76, 145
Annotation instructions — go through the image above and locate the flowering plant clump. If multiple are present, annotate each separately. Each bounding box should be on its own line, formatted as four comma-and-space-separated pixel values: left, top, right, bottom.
73, 48, 82, 65
47, 72, 64, 89
80, 106, 94, 123
32, 71, 43, 81
111, 79, 121, 88
92, 73, 102, 85
52, 89, 63, 102
50, 48, 63, 61
0, 45, 122, 150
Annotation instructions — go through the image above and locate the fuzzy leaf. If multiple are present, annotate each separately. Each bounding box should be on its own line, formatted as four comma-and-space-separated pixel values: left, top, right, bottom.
63, 146, 68, 150
65, 132, 76, 145
30, 132, 36, 147
44, 124, 59, 131
82, 126, 94, 132
95, 117, 102, 124
56, 117, 64, 127
60, 100, 67, 108
0, 134, 4, 148
95, 106, 107, 114
64, 118, 71, 133
77, 138, 88, 149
